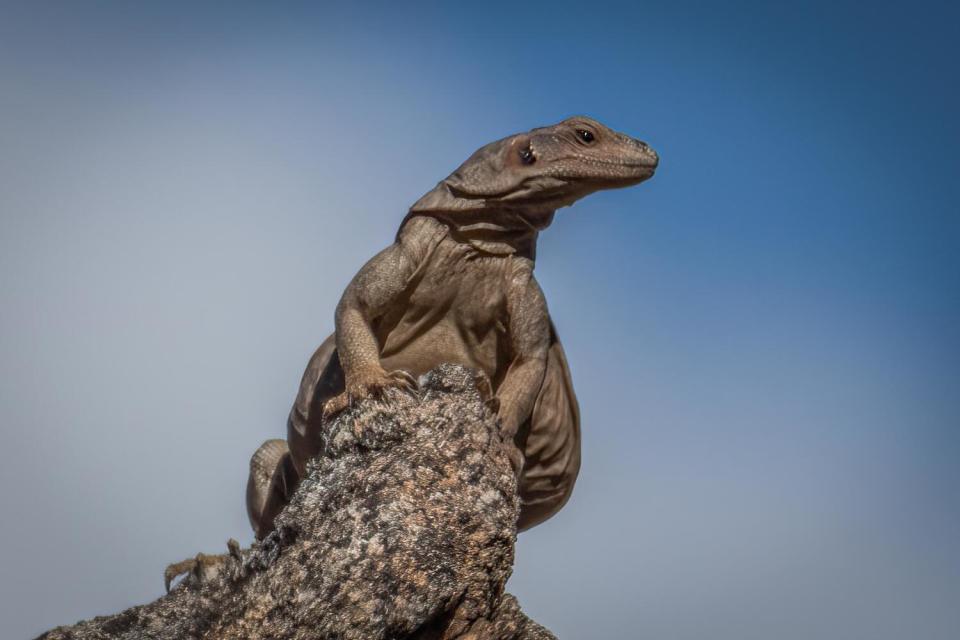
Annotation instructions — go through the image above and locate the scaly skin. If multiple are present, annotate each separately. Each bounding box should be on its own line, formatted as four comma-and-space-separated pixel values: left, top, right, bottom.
250, 116, 657, 538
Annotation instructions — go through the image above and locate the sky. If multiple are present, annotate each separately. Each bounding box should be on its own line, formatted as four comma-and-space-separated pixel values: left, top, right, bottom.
1, 1, 958, 637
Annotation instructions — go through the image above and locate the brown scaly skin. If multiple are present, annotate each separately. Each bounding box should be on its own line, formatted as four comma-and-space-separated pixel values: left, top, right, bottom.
333, 118, 654, 413
276, 116, 656, 530
166, 117, 657, 587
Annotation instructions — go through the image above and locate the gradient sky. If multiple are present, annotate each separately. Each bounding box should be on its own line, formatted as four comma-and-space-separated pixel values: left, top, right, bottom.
1, 1, 958, 638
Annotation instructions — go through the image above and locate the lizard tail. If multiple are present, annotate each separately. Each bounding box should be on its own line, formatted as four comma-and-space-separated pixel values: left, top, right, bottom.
246, 439, 296, 539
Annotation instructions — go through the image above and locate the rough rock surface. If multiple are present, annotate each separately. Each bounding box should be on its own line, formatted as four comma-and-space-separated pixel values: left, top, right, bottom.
38, 365, 556, 640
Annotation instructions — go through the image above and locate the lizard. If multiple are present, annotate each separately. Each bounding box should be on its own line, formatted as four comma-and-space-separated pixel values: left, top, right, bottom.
241, 116, 659, 543
165, 116, 657, 591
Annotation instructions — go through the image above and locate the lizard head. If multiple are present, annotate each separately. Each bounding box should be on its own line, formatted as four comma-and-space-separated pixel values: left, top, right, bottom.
410, 116, 658, 219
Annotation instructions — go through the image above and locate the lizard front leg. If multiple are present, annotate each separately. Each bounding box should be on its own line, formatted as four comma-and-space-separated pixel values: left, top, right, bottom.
497, 264, 550, 473
322, 241, 421, 419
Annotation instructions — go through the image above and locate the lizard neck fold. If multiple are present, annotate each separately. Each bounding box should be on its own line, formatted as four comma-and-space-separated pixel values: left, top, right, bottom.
402, 210, 554, 259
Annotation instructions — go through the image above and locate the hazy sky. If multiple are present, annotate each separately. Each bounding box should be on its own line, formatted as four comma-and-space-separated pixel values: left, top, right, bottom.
1, 1, 958, 638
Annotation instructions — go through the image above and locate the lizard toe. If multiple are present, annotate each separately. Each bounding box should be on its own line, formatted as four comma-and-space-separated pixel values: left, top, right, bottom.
163, 557, 197, 593
387, 369, 419, 395
322, 392, 352, 421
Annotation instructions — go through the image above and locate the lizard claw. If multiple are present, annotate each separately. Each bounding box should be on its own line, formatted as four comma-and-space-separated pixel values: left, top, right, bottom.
322, 391, 352, 421
164, 556, 199, 593
226, 537, 242, 561
474, 370, 494, 402
163, 549, 233, 593
389, 369, 419, 395
322, 368, 418, 421
472, 371, 501, 414
506, 444, 525, 477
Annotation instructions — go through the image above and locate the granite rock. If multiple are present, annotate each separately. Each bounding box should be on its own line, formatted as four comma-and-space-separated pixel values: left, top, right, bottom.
38, 365, 555, 640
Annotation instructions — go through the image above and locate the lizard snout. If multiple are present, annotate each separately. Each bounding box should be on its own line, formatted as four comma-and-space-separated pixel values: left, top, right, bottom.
618, 133, 658, 169
633, 139, 659, 168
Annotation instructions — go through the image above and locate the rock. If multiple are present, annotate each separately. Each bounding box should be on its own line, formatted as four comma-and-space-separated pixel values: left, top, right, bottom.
37, 365, 556, 640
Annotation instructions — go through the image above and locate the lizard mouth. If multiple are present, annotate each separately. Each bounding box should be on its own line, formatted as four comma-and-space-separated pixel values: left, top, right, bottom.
578, 153, 659, 169
583, 165, 657, 191
587, 158, 658, 168
564, 153, 659, 176
573, 159, 657, 183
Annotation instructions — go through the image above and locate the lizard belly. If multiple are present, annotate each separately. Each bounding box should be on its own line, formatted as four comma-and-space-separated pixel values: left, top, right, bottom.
377, 242, 512, 384
380, 319, 503, 382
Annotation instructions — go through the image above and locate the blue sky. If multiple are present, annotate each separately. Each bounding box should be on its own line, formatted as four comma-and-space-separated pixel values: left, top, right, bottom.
1, 1, 957, 637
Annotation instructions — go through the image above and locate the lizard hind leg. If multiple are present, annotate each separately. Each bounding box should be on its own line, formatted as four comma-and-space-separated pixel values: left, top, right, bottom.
516, 325, 582, 531
246, 438, 299, 540
164, 539, 242, 593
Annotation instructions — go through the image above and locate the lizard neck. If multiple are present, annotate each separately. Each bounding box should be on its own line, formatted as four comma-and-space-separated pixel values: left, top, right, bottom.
405, 210, 554, 260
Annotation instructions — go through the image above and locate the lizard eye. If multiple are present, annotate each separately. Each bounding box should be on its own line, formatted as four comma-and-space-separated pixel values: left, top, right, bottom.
519, 146, 536, 165
576, 129, 595, 143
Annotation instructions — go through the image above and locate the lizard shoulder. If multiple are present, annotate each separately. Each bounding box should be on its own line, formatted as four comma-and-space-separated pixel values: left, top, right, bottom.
396, 215, 448, 264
